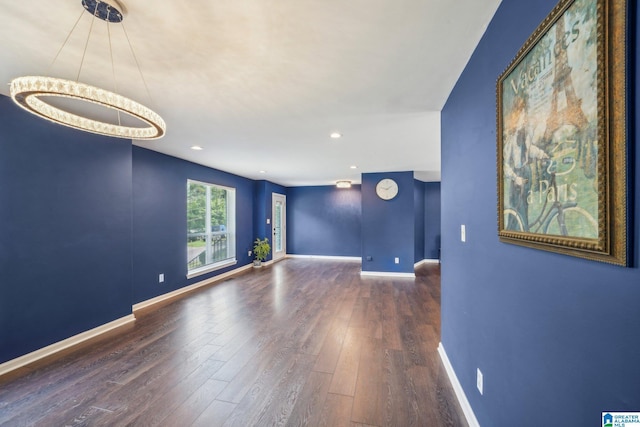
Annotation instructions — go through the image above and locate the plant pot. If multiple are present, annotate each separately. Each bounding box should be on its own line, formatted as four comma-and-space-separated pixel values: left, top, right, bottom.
253, 260, 262, 268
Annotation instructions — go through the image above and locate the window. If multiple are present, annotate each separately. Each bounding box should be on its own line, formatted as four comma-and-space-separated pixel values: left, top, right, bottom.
187, 180, 236, 277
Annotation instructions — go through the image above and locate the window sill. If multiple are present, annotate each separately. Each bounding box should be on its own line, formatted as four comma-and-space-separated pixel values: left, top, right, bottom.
187, 258, 237, 279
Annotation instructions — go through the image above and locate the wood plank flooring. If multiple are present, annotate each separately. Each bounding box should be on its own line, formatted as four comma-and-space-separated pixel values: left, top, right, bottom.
0, 259, 467, 427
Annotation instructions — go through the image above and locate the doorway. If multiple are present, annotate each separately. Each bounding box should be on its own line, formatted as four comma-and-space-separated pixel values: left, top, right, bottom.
272, 193, 286, 262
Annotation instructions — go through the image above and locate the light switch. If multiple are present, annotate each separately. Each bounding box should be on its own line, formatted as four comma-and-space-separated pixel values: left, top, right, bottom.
461, 224, 466, 242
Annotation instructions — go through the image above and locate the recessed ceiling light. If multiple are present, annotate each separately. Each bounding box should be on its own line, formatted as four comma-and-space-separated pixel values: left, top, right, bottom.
259, 170, 267, 174
350, 165, 357, 169
191, 145, 203, 150
330, 132, 342, 139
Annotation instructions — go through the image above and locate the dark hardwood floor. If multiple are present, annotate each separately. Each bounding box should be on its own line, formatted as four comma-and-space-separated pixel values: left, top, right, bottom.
0, 259, 467, 427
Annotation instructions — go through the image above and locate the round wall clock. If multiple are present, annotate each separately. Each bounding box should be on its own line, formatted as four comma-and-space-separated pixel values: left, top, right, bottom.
375, 178, 398, 200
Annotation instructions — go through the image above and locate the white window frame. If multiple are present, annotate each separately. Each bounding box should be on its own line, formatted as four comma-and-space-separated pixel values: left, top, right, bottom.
187, 179, 236, 278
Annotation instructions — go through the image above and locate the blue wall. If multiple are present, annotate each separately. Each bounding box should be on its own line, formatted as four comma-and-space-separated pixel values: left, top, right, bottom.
253, 181, 267, 243
441, 1, 640, 426
252, 180, 287, 261
287, 185, 362, 257
424, 182, 441, 260
0, 104, 258, 364
414, 180, 426, 262
132, 147, 255, 304
361, 171, 415, 273
0, 95, 133, 364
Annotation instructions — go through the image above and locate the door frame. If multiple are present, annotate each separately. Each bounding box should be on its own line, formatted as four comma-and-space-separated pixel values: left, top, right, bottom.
272, 193, 286, 262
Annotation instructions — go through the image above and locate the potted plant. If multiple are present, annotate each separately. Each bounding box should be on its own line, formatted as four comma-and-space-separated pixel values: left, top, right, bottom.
253, 237, 271, 267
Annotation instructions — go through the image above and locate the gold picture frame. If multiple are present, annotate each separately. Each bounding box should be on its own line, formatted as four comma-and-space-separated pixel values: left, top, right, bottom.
497, 0, 628, 266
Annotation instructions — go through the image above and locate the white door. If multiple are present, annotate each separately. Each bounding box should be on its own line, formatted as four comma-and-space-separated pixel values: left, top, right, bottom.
272, 193, 286, 261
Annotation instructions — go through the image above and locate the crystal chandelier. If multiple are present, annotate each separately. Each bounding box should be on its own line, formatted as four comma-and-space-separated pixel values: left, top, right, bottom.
10, 0, 166, 140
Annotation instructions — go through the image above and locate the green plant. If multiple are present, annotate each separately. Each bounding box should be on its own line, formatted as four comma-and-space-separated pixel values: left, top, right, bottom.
253, 237, 271, 262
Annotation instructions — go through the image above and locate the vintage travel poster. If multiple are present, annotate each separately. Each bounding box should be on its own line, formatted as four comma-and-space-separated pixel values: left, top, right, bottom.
500, 0, 599, 239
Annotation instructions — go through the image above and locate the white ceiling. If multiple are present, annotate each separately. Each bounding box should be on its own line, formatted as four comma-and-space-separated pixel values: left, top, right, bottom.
0, 0, 501, 186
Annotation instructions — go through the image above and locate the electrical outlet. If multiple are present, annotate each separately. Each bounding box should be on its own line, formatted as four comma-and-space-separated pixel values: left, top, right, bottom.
461, 224, 466, 242
248, 250, 252, 257
394, 257, 399, 264
267, 218, 271, 224
477, 368, 483, 395
159, 273, 164, 283
366, 256, 372, 261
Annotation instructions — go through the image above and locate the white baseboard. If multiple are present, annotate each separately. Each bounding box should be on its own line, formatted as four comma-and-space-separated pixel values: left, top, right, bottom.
360, 271, 416, 278
0, 314, 135, 377
133, 263, 254, 312
438, 343, 480, 427
414, 258, 440, 267
0, 263, 257, 377
286, 254, 361, 262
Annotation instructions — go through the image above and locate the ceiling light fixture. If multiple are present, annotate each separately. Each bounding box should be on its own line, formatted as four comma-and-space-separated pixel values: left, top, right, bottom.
9, 0, 165, 140
350, 165, 357, 169
190, 145, 203, 151
336, 180, 351, 188
330, 132, 342, 139
259, 170, 267, 174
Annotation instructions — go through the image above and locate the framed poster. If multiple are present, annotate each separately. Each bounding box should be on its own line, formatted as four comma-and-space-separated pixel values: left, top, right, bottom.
497, 0, 628, 266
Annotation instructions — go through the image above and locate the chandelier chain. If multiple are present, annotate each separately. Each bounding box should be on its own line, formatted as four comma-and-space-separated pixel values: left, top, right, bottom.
76, 1, 100, 82
121, 22, 154, 105
107, 22, 122, 126
48, 9, 86, 74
